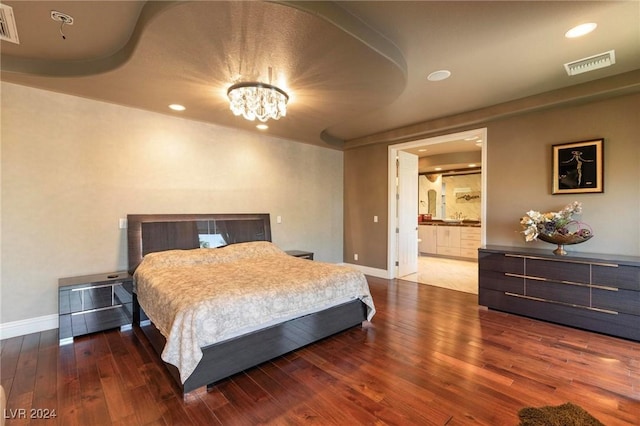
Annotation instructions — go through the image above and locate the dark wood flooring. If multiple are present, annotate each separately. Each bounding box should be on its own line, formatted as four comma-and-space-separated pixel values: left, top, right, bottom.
2, 276, 639, 425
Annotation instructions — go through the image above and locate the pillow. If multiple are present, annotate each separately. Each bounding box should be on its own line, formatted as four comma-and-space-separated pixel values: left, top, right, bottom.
138, 241, 284, 269
139, 248, 230, 268
216, 241, 285, 260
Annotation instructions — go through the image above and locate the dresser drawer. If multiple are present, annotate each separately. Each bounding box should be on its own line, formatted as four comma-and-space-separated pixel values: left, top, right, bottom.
525, 258, 590, 284
59, 281, 132, 315
479, 270, 524, 294
525, 280, 590, 307
478, 252, 524, 274
592, 264, 640, 291
59, 303, 133, 339
592, 288, 640, 315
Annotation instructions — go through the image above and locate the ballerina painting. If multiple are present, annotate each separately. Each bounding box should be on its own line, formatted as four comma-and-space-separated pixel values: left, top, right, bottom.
552, 139, 603, 194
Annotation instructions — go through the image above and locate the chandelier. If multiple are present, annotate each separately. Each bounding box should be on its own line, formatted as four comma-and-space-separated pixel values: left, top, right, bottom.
227, 82, 289, 122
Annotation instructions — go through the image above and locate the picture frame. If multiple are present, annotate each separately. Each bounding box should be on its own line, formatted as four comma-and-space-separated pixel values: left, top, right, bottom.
552, 138, 603, 194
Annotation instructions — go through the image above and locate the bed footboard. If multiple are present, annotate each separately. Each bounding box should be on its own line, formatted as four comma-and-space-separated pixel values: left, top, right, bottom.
136, 299, 367, 395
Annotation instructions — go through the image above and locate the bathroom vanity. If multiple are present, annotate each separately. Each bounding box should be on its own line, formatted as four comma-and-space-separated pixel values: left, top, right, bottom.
418, 220, 481, 259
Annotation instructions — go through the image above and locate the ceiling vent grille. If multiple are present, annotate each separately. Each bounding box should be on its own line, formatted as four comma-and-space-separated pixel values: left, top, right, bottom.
564, 50, 615, 76
0, 4, 20, 44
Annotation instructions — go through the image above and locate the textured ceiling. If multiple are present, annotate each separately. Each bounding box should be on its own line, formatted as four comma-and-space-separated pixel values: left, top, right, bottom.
2, 1, 639, 150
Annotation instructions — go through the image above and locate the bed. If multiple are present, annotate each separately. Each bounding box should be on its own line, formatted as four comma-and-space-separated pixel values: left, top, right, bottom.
127, 213, 375, 394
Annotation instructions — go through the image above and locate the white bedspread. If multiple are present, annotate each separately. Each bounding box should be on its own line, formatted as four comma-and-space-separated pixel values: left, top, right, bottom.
133, 241, 375, 383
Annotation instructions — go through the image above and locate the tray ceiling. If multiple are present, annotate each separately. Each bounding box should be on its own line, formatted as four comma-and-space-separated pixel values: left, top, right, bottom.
1, 1, 639, 149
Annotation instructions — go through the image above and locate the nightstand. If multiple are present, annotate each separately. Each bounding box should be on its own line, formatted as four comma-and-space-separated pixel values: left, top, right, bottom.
58, 271, 133, 344
285, 250, 314, 260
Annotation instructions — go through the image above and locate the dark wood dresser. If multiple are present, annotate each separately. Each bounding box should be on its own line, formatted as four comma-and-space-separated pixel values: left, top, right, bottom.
479, 245, 640, 341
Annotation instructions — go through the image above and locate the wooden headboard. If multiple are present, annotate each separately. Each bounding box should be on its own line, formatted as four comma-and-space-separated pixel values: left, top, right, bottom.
127, 213, 271, 273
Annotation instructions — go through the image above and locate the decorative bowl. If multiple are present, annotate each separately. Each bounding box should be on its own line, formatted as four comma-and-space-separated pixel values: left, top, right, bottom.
537, 233, 593, 245
537, 233, 593, 255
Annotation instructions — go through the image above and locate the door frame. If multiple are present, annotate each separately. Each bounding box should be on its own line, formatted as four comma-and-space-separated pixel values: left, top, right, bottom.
387, 128, 488, 279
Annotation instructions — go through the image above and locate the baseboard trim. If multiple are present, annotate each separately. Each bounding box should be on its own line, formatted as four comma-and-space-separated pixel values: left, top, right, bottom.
341, 263, 392, 279
0, 314, 58, 339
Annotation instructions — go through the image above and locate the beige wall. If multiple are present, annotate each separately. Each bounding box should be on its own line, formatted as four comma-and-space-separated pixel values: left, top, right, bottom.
486, 93, 639, 251
344, 92, 640, 270
1, 82, 344, 324
344, 143, 388, 268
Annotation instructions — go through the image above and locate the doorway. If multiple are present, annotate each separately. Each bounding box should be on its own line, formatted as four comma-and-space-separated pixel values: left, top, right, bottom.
387, 128, 487, 280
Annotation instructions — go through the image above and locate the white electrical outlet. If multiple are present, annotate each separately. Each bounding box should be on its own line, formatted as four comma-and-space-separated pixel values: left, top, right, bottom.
354, 253, 358, 261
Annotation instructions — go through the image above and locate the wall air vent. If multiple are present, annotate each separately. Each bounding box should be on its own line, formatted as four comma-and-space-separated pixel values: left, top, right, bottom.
564, 50, 615, 76
0, 4, 20, 44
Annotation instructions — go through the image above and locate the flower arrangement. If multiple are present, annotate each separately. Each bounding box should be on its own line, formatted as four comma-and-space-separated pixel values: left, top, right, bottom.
520, 201, 592, 243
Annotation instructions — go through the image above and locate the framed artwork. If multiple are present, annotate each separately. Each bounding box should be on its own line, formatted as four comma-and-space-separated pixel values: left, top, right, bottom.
552, 138, 603, 194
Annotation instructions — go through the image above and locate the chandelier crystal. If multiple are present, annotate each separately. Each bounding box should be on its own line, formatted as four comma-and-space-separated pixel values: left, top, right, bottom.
227, 82, 289, 122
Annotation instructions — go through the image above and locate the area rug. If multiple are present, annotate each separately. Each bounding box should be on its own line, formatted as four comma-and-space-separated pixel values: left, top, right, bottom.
518, 402, 605, 426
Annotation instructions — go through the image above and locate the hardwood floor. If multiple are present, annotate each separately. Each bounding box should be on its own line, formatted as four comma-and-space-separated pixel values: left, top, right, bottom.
2, 277, 639, 425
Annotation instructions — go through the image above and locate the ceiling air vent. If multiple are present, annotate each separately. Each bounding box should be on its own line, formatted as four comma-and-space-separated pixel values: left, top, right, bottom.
0, 4, 20, 44
564, 50, 615, 76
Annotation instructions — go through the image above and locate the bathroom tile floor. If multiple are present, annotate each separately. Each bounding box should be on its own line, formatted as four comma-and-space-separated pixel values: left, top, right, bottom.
401, 255, 478, 294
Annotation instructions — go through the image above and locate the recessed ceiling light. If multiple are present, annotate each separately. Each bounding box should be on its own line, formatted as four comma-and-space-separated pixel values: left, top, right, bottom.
468, 164, 477, 167
565, 23, 597, 38
418, 148, 427, 152
169, 104, 185, 111
256, 124, 269, 130
435, 167, 442, 171
427, 70, 451, 82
